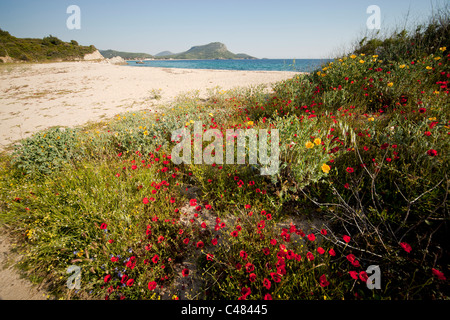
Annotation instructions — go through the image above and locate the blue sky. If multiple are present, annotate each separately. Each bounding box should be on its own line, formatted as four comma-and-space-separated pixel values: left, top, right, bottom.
0, 0, 444, 58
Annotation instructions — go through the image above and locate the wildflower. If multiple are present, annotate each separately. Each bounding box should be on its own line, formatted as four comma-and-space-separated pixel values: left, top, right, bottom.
204, 204, 212, 210
350, 54, 357, 59
343, 235, 351, 243
244, 204, 251, 209
321, 163, 331, 174
152, 254, 159, 264
359, 271, 369, 282
307, 233, 316, 241
249, 273, 257, 282
245, 263, 255, 273
148, 281, 157, 290
241, 287, 251, 298
206, 254, 214, 261
270, 272, 281, 283
240, 250, 248, 260
399, 64, 406, 69
426, 66, 432, 70
247, 121, 254, 126
349, 271, 358, 280
387, 82, 394, 87
319, 274, 330, 287
317, 247, 325, 254
321, 229, 327, 235
305, 141, 314, 149
263, 278, 271, 290
104, 274, 111, 283
424, 131, 431, 136
427, 149, 438, 157
400, 242, 412, 253
189, 199, 197, 206
231, 230, 239, 237
264, 293, 272, 300
346, 167, 354, 173
306, 252, 314, 261
314, 138, 322, 145
143, 197, 149, 204
432, 268, 446, 280
359, 59, 365, 64
126, 279, 134, 286
439, 47, 447, 52
100, 223, 108, 230
328, 248, 336, 256
196, 241, 204, 249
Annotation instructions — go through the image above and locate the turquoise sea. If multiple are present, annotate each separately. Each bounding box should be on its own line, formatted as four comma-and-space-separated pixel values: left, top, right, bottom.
124, 59, 330, 72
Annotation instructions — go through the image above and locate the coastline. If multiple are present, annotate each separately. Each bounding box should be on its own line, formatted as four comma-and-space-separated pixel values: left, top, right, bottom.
0, 61, 302, 152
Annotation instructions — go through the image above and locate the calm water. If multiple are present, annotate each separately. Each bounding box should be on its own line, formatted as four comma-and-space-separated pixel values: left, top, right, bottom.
124, 59, 330, 72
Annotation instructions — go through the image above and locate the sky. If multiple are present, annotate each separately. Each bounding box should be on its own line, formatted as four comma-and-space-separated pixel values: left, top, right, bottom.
0, 0, 445, 59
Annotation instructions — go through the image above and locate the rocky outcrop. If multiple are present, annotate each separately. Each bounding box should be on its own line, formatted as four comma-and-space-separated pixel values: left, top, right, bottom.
0, 56, 14, 63
105, 56, 127, 65
83, 50, 105, 61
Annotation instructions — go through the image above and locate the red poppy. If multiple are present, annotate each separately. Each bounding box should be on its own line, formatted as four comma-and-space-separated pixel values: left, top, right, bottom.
241, 287, 251, 297
189, 199, 197, 206
427, 149, 438, 157
306, 252, 314, 261
317, 247, 325, 254
204, 204, 212, 210
343, 235, 351, 243
249, 273, 257, 282
211, 238, 218, 246
270, 272, 281, 283
263, 278, 271, 290
432, 268, 446, 280
328, 248, 336, 256
196, 241, 204, 249
148, 281, 157, 290
262, 247, 270, 255
182, 268, 189, 277
244, 204, 251, 209
320, 229, 327, 235
349, 271, 358, 280
307, 233, 316, 241
100, 223, 108, 230
245, 263, 255, 273
346, 167, 354, 173
143, 197, 149, 204
400, 242, 412, 253
319, 274, 330, 287
104, 274, 111, 283
126, 278, 134, 286
270, 239, 277, 246
231, 230, 239, 237
206, 254, 214, 261
240, 250, 248, 260
264, 293, 272, 300
183, 238, 189, 244
152, 254, 159, 264
359, 271, 368, 282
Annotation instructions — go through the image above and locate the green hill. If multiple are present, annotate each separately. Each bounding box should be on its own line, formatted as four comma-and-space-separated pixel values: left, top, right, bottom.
157, 42, 256, 59
0, 29, 97, 62
99, 49, 153, 60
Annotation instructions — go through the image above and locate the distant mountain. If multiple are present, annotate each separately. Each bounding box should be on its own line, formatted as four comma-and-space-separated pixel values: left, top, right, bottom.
99, 49, 153, 60
156, 42, 256, 60
155, 51, 175, 57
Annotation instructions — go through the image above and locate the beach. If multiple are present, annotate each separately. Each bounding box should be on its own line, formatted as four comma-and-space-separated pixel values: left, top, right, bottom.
0, 61, 300, 151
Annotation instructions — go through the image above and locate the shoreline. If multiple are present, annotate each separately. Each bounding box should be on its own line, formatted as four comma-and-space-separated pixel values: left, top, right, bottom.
0, 61, 302, 152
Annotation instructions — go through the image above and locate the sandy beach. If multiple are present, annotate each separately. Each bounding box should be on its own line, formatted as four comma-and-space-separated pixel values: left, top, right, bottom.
0, 61, 299, 151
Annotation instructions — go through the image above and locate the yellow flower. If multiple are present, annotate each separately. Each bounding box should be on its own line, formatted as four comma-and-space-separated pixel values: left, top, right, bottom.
439, 47, 446, 52
209, 113, 214, 117
314, 138, 322, 145
429, 117, 437, 121
434, 57, 441, 60
350, 54, 357, 59
426, 66, 432, 70
321, 163, 331, 174
359, 59, 365, 64
368, 117, 375, 121
305, 141, 314, 149
247, 121, 254, 126
143, 130, 149, 136
372, 55, 378, 58
434, 90, 439, 94
399, 64, 406, 69
387, 82, 394, 87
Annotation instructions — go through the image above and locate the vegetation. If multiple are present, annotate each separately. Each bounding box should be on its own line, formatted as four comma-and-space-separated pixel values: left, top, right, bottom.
0, 11, 448, 300
99, 49, 154, 60
0, 29, 96, 62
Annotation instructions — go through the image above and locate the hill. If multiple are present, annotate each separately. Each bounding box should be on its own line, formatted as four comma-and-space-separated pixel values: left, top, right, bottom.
99, 49, 153, 60
157, 42, 256, 59
155, 51, 175, 57
0, 29, 97, 62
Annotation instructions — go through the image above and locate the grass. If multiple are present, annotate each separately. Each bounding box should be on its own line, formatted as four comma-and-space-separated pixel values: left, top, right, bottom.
0, 11, 449, 300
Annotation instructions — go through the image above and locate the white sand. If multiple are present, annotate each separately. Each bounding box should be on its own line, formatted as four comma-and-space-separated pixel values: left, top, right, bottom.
0, 61, 299, 151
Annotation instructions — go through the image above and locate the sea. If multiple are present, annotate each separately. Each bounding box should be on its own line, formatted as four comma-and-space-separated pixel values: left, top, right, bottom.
124, 59, 330, 73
